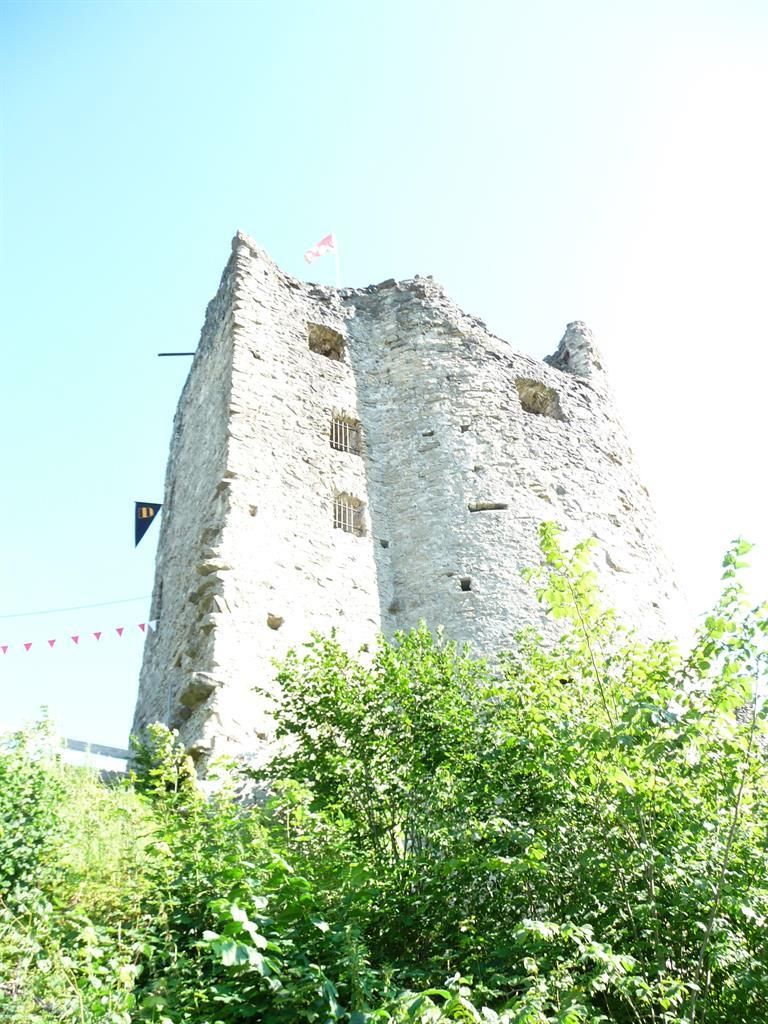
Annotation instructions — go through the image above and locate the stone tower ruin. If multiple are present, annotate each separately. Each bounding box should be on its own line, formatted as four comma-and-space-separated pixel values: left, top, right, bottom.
132, 231, 684, 764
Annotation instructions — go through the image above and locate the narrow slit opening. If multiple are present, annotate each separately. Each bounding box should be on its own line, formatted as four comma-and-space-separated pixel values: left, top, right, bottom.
468, 501, 509, 512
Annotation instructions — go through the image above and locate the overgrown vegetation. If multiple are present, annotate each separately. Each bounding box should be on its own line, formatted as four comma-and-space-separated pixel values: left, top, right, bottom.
1, 526, 766, 1023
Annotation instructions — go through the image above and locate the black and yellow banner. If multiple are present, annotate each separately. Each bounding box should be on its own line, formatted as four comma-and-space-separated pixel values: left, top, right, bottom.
135, 502, 162, 546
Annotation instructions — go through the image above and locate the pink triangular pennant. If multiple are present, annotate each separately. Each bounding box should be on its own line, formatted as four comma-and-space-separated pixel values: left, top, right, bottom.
147, 619, 158, 632
71, 635, 80, 645
48, 639, 56, 648
93, 631, 102, 641
24, 642, 32, 652
1, 645, 8, 654
138, 622, 146, 633
115, 626, 124, 637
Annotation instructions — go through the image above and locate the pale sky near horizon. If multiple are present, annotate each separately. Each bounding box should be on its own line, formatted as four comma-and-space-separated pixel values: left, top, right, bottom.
1, 0, 766, 747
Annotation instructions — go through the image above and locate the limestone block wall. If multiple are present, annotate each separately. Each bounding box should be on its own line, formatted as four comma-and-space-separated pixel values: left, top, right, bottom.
132, 231, 686, 763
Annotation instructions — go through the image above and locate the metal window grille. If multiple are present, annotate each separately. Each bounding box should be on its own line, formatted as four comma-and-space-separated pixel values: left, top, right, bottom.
333, 495, 364, 536
330, 416, 362, 455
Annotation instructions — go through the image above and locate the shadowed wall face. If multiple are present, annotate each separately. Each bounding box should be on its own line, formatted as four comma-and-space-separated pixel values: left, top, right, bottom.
132, 233, 686, 765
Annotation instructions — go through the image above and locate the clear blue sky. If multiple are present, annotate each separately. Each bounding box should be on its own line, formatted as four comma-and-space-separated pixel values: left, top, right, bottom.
1, 0, 766, 746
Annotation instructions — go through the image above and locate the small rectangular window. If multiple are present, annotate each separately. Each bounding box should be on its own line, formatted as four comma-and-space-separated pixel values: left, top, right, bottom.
330, 415, 362, 455
333, 494, 365, 536
308, 323, 345, 360
515, 378, 565, 420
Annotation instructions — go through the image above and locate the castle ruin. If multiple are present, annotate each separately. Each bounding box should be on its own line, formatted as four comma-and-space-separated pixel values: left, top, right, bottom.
131, 231, 684, 764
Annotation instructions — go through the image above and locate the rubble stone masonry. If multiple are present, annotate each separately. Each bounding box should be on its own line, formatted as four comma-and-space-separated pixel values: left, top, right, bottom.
131, 231, 686, 765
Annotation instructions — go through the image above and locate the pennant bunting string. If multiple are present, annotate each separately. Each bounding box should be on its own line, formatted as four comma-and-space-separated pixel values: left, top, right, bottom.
0, 621, 158, 655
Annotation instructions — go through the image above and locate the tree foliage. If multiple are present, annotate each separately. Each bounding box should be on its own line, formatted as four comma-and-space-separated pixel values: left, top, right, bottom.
1, 526, 766, 1023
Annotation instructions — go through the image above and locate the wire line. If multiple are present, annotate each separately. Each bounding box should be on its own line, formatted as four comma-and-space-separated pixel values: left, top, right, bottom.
0, 596, 152, 620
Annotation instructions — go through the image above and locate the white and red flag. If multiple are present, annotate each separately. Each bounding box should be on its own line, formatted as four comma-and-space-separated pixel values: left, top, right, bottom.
304, 233, 336, 264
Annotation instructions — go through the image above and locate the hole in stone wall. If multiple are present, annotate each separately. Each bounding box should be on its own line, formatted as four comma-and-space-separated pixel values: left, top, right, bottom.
515, 378, 565, 420
459, 577, 472, 592
179, 674, 217, 710
380, 539, 389, 548
170, 706, 192, 728
333, 493, 365, 537
249, 505, 258, 517
267, 613, 284, 630
308, 323, 345, 360
330, 414, 363, 454
460, 424, 470, 432
468, 501, 509, 512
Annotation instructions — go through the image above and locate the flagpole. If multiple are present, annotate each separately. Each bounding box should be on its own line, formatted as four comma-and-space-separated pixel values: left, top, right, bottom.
334, 236, 340, 289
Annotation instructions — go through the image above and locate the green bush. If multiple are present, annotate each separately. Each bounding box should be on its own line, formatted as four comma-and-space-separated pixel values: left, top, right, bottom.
0, 735, 146, 1023
0, 721, 63, 911
0, 526, 765, 1023
263, 526, 768, 1022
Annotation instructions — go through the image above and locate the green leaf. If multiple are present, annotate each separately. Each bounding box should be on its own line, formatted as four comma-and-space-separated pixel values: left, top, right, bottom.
215, 939, 252, 967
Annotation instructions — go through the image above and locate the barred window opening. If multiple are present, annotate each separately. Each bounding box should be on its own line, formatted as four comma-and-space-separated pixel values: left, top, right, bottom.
330, 415, 362, 455
333, 494, 365, 537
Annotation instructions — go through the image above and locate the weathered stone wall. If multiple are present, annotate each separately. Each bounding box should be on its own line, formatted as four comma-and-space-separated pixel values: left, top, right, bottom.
195, 237, 384, 762
132, 231, 686, 763
345, 280, 682, 654
132, 257, 238, 753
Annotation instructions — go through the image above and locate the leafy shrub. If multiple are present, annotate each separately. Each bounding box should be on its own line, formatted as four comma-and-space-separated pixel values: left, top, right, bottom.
263, 526, 768, 1022
0, 721, 63, 911
0, 527, 766, 1023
